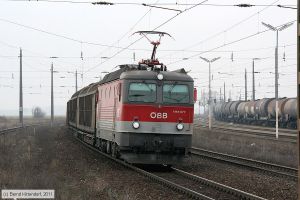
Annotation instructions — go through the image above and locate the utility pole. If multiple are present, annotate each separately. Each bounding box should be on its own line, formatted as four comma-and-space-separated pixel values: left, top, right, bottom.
223, 82, 226, 102
67, 70, 78, 92
202, 89, 206, 116
51, 63, 54, 127
200, 56, 221, 131
75, 70, 78, 92
245, 68, 247, 101
252, 59, 255, 101
133, 52, 136, 62
219, 87, 221, 101
198, 100, 201, 116
297, 5, 300, 190
203, 90, 206, 119
209, 61, 212, 129
262, 21, 294, 139
19, 48, 23, 127
252, 58, 260, 101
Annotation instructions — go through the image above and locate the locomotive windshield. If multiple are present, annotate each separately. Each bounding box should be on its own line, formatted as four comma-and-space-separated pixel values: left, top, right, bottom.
163, 84, 189, 104
128, 82, 156, 102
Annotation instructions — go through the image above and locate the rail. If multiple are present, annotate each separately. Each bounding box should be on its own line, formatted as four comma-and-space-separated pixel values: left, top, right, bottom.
191, 147, 298, 180
194, 120, 296, 133
0, 122, 53, 134
0, 125, 29, 134
172, 167, 266, 200
70, 127, 266, 200
194, 122, 296, 142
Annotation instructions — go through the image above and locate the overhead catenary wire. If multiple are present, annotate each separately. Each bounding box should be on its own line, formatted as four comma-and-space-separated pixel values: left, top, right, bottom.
167, 19, 296, 66
0, 17, 137, 50
83, 0, 209, 73
94, 0, 160, 59
0, 1, 294, 65
0, 0, 295, 104
2, 0, 296, 8
0, 22, 295, 59
160, 43, 296, 53
0, 43, 295, 58
160, 0, 281, 60
0, 38, 91, 77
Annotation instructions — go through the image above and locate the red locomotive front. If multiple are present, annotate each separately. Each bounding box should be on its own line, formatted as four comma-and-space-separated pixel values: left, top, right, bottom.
94, 66, 194, 164
67, 31, 195, 165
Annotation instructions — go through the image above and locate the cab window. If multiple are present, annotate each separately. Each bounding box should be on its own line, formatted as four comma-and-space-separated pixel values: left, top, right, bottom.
128, 83, 156, 103
163, 84, 189, 103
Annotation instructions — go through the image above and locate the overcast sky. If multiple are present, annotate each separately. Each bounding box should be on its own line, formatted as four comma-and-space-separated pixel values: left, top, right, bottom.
0, 0, 296, 116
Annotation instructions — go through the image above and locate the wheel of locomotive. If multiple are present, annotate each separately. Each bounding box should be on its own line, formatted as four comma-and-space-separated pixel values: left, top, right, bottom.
286, 122, 291, 129
166, 164, 172, 170
106, 141, 111, 154
292, 122, 297, 129
111, 142, 120, 158
100, 140, 106, 152
73, 131, 77, 137
78, 133, 83, 140
95, 138, 101, 148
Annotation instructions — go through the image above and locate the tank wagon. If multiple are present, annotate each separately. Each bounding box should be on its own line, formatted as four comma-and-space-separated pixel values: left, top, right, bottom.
213, 97, 297, 129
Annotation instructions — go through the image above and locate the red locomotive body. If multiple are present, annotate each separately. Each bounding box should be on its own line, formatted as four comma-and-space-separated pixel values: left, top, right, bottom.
66, 31, 196, 164
67, 64, 195, 165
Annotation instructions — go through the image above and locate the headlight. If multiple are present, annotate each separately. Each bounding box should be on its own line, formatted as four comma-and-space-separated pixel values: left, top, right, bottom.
176, 123, 184, 131
157, 73, 163, 80
132, 121, 140, 129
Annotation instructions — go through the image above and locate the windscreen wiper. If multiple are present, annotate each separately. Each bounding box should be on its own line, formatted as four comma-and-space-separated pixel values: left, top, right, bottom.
167, 82, 177, 93
129, 94, 145, 97
142, 81, 154, 92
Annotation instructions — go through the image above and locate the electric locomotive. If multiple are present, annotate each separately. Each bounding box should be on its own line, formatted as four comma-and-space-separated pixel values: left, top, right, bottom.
67, 31, 196, 165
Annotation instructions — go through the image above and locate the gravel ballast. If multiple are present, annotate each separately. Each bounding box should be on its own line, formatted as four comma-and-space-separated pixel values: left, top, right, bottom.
0, 124, 297, 200
174, 155, 297, 200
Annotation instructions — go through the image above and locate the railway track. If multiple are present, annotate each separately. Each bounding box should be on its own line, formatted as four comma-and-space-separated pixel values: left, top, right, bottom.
70, 127, 266, 200
191, 147, 298, 180
154, 167, 266, 200
212, 121, 296, 133
0, 122, 55, 134
194, 120, 296, 133
213, 125, 295, 140
194, 122, 296, 142
0, 125, 30, 134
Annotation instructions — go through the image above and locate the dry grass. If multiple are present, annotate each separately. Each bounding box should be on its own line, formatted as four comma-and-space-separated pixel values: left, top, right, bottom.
0, 126, 107, 199
0, 116, 65, 130
0, 123, 187, 200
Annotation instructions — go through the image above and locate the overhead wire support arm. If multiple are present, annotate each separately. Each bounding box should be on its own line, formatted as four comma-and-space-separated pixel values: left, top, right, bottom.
142, 3, 182, 12
84, 0, 208, 73
277, 5, 297, 9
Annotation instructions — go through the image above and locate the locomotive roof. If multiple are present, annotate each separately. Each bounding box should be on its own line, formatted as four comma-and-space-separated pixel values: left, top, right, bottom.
120, 69, 193, 81
70, 64, 192, 99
